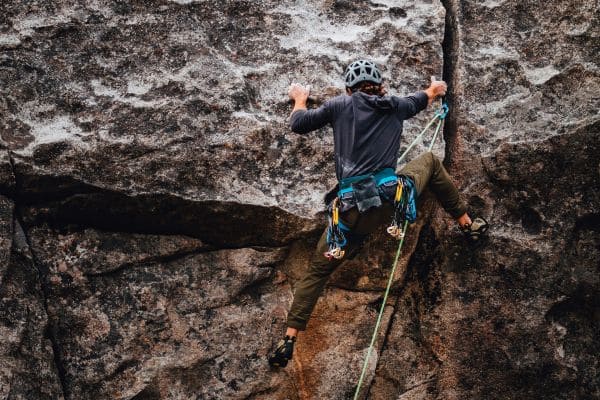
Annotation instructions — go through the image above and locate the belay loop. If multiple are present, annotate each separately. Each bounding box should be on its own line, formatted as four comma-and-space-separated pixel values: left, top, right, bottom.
324, 198, 347, 260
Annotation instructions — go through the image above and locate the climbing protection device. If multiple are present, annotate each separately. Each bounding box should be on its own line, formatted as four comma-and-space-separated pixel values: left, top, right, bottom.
353, 101, 448, 400
387, 175, 417, 240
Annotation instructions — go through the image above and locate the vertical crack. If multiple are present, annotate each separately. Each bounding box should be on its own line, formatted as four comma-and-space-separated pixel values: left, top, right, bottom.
362, 257, 421, 398
7, 151, 69, 399
362, 296, 399, 399
441, 0, 460, 165
361, 0, 462, 387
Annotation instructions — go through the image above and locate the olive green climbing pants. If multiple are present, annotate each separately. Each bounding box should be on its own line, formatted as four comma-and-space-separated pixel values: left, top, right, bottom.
287, 152, 467, 330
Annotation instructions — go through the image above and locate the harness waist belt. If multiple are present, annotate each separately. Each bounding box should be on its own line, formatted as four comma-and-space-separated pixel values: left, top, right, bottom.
338, 168, 397, 197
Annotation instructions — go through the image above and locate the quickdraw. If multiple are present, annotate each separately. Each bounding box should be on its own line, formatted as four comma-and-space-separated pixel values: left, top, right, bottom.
387, 175, 417, 239
387, 177, 405, 239
324, 198, 347, 260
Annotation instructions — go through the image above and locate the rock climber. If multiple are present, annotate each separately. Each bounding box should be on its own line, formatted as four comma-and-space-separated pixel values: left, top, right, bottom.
268, 60, 488, 368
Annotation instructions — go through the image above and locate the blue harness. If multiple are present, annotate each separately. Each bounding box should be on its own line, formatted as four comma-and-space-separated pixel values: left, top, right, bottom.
338, 168, 398, 198
324, 169, 417, 260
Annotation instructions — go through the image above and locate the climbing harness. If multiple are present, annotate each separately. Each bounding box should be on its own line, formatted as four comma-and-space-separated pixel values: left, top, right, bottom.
353, 101, 448, 400
324, 168, 398, 259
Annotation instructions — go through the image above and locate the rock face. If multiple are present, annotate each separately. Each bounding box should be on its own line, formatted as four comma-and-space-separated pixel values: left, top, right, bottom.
0, 0, 598, 399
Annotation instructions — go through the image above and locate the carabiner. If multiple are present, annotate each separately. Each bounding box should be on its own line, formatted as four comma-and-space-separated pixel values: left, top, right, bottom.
436, 102, 449, 120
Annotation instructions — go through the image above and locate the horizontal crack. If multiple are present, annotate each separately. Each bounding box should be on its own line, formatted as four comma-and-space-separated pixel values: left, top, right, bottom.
83, 246, 216, 277
6, 178, 319, 249
2, 150, 321, 249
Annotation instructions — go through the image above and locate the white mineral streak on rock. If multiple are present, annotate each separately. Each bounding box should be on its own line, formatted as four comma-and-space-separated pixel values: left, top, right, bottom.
0, 34, 21, 47
479, 0, 509, 8
91, 79, 169, 108
476, 45, 519, 58
18, 114, 89, 154
126, 80, 153, 96
274, 7, 377, 56
12, 15, 71, 35
230, 111, 262, 122
272, 1, 441, 61
522, 64, 561, 85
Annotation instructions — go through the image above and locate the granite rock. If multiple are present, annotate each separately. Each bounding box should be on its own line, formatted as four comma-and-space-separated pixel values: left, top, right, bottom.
0, 0, 598, 399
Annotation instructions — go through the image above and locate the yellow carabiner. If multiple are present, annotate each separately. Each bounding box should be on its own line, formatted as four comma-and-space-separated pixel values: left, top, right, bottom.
394, 179, 403, 202
332, 197, 339, 225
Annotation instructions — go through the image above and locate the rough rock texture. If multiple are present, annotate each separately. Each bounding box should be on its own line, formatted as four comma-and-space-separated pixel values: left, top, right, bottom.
0, 196, 64, 399
368, 1, 599, 399
0, 0, 598, 399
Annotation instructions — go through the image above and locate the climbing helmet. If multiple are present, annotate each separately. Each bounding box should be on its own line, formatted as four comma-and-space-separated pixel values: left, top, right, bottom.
344, 60, 383, 88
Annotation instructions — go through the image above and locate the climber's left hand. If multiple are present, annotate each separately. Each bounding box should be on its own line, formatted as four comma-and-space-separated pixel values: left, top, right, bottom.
288, 83, 310, 103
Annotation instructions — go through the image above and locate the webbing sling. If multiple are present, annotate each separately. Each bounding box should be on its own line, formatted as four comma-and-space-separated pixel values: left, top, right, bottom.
353, 102, 448, 400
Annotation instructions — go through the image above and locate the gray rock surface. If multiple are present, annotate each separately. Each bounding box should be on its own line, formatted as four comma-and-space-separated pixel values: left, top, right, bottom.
0, 0, 598, 399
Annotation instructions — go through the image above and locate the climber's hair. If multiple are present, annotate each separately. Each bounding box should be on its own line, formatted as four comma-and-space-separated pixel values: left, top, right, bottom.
348, 81, 386, 96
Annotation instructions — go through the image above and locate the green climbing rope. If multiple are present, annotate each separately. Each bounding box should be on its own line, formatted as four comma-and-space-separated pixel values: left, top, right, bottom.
353, 103, 448, 400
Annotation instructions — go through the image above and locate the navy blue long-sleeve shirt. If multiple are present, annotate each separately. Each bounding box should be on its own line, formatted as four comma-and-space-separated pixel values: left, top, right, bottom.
290, 91, 429, 181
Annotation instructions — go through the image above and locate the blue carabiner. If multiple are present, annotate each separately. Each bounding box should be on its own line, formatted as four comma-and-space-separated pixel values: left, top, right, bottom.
436, 102, 449, 120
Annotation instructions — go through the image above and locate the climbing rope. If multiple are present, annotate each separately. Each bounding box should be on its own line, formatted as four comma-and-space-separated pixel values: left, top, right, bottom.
353, 102, 448, 400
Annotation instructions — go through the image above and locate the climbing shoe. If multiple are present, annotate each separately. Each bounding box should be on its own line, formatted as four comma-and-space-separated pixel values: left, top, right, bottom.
461, 217, 489, 243
268, 336, 296, 368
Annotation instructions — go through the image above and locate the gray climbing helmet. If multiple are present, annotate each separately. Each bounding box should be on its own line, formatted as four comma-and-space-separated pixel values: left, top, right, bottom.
344, 60, 382, 88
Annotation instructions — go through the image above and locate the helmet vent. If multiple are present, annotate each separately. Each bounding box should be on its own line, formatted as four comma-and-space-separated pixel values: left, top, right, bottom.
344, 60, 383, 87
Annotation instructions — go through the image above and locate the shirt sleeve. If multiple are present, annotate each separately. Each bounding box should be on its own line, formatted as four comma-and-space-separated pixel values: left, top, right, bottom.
393, 91, 429, 120
289, 100, 333, 134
